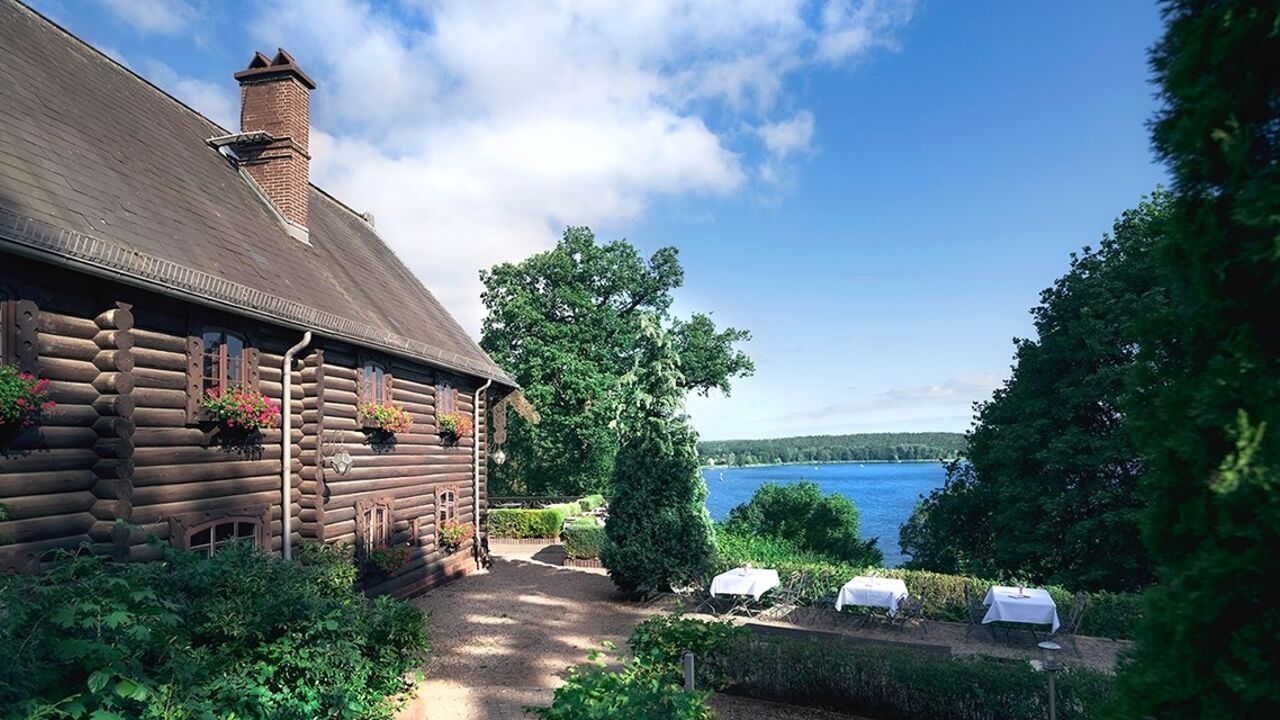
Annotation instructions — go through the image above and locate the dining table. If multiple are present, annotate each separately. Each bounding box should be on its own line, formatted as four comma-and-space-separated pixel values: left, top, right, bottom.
982, 585, 1060, 632
835, 576, 910, 616
709, 567, 780, 600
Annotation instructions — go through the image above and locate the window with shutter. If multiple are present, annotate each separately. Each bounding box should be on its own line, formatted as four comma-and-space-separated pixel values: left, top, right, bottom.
355, 496, 395, 555
186, 326, 261, 422
436, 382, 456, 414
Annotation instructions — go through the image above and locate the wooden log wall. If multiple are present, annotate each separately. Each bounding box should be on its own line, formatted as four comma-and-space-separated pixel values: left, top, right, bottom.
1, 259, 492, 593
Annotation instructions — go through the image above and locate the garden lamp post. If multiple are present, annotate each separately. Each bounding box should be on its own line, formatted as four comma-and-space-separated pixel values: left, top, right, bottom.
1038, 641, 1063, 720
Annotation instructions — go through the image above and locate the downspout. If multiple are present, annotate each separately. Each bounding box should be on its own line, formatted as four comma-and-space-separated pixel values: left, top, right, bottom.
473, 378, 493, 568
282, 331, 312, 561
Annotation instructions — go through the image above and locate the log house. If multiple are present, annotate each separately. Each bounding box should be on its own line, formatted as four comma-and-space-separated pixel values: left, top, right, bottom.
0, 1, 515, 597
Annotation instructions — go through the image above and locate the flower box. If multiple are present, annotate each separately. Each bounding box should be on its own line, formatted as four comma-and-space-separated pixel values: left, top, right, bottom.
437, 411, 472, 444
200, 385, 280, 432
357, 401, 414, 435
438, 519, 474, 553
0, 365, 54, 432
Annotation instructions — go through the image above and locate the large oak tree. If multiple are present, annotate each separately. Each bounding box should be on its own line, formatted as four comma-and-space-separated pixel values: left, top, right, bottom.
480, 227, 753, 495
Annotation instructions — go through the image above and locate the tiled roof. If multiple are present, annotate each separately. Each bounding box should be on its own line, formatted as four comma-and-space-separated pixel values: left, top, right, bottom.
0, 0, 514, 386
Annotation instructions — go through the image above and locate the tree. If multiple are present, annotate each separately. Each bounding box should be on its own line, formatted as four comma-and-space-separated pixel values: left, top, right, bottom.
1112, 2, 1280, 716
602, 317, 716, 595
480, 227, 753, 495
725, 481, 882, 566
899, 191, 1171, 592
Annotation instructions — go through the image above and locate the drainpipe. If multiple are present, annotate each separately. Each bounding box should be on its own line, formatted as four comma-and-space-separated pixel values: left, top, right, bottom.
281, 331, 312, 561
473, 378, 493, 568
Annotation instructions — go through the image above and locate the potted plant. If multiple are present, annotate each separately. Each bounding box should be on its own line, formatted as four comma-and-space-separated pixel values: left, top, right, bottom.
439, 519, 474, 553
0, 365, 54, 434
365, 544, 410, 575
200, 385, 281, 433
437, 411, 472, 444
357, 401, 414, 435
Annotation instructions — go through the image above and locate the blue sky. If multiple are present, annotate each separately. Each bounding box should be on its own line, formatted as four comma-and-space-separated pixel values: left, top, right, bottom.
32, 1, 1167, 440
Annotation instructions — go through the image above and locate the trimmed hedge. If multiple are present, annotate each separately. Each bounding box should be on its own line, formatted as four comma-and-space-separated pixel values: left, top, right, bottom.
715, 530, 1142, 640
563, 520, 607, 559
490, 508, 570, 538
578, 494, 607, 512
632, 616, 1114, 720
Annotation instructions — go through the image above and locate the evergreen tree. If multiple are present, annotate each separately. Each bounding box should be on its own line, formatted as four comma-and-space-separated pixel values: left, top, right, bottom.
602, 317, 716, 595
1113, 1, 1280, 716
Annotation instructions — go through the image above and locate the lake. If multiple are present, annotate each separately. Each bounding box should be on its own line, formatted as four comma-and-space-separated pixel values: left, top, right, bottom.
701, 461, 947, 567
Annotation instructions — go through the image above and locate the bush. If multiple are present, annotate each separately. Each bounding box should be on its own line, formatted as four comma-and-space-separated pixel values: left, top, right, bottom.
633, 616, 1114, 720
0, 542, 428, 719
529, 645, 714, 720
489, 507, 572, 538
715, 528, 1142, 640
562, 520, 606, 559
725, 481, 882, 566
578, 494, 606, 512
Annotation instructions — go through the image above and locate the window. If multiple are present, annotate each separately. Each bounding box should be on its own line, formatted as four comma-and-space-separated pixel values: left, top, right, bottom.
437, 382, 457, 414
358, 361, 392, 404
355, 496, 395, 555
437, 486, 458, 525
201, 329, 247, 392
186, 324, 260, 422
184, 517, 263, 558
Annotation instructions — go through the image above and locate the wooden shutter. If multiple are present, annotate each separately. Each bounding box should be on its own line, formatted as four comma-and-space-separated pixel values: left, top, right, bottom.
8, 299, 38, 373
185, 334, 202, 422
245, 346, 261, 391
383, 371, 394, 404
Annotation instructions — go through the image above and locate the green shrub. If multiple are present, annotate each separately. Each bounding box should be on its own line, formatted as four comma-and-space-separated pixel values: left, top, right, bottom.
725, 481, 883, 566
578, 494, 606, 512
529, 646, 713, 720
715, 528, 1142, 639
563, 520, 607, 559
489, 507, 571, 538
632, 616, 1114, 720
0, 542, 428, 719
628, 615, 748, 689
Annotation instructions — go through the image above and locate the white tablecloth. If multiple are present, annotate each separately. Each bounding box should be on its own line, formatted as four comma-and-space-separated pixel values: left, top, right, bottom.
983, 586, 1060, 632
835, 576, 909, 615
710, 568, 780, 600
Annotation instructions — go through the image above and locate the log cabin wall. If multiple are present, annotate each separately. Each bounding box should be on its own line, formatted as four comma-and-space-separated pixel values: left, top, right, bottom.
0, 257, 489, 595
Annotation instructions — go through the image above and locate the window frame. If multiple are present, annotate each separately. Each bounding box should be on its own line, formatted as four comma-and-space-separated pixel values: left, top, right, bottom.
437, 485, 459, 526
169, 506, 270, 556
185, 321, 261, 423
356, 356, 395, 426
355, 495, 396, 556
436, 380, 457, 415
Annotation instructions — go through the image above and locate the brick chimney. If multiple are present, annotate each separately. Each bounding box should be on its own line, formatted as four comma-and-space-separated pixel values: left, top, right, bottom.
233, 49, 315, 233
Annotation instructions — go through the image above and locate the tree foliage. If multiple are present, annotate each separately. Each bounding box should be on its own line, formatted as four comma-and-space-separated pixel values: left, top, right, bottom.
899, 192, 1170, 592
725, 481, 882, 566
602, 317, 716, 595
480, 227, 753, 495
1112, 1, 1280, 716
699, 432, 964, 466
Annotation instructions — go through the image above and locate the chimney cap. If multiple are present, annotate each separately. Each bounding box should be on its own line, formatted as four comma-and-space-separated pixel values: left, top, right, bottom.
234, 48, 316, 90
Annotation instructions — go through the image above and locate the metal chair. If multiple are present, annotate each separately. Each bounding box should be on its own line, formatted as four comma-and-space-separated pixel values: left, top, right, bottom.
891, 590, 928, 636
1054, 591, 1088, 655
963, 584, 996, 642
761, 571, 807, 622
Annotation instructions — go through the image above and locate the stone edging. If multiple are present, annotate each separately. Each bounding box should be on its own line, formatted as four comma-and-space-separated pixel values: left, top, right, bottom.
563, 557, 603, 568
490, 537, 559, 545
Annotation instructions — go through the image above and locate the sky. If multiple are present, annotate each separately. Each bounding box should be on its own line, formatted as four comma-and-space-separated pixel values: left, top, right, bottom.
30, 0, 1168, 441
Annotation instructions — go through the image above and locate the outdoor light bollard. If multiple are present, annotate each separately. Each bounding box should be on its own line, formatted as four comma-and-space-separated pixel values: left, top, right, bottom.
682, 651, 696, 691
1038, 641, 1063, 720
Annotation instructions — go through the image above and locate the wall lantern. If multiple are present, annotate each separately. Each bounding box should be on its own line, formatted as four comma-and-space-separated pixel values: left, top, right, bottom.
331, 447, 354, 476
492, 448, 507, 466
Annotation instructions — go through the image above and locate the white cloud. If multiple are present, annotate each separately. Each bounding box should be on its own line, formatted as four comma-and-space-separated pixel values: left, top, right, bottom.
818, 0, 917, 63
140, 59, 238, 130
98, 0, 195, 35
243, 0, 914, 332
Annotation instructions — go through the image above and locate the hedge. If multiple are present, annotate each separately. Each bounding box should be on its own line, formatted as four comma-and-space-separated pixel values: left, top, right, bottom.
489, 508, 569, 538
631, 616, 1114, 720
578, 494, 607, 512
715, 530, 1142, 640
563, 520, 606, 559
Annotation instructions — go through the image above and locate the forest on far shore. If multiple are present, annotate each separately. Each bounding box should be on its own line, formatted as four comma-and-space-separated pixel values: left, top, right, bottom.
697, 432, 965, 466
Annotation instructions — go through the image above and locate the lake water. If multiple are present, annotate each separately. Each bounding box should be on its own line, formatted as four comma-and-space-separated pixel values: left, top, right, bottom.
701, 462, 947, 567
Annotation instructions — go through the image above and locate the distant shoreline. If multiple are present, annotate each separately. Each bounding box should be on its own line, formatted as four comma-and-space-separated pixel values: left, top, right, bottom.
700, 458, 956, 470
